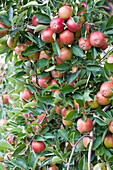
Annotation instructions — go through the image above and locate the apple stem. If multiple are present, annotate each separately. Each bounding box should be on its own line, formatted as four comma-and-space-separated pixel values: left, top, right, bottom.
99, 47, 113, 62
67, 134, 93, 170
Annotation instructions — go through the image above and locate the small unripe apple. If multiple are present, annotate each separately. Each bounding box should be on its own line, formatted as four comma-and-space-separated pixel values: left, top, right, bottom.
96, 91, 111, 105
41, 28, 53, 43
77, 118, 93, 133
100, 81, 113, 98
60, 48, 73, 60
93, 163, 106, 170
31, 141, 45, 153
39, 50, 51, 59
20, 89, 32, 101
58, 5, 73, 20
66, 17, 82, 32
90, 32, 105, 47
109, 120, 113, 133
59, 30, 75, 45
101, 38, 108, 50
7, 36, 17, 48
107, 55, 113, 63
79, 36, 91, 51
83, 137, 90, 147
50, 17, 64, 33
32, 15, 39, 26
104, 136, 113, 149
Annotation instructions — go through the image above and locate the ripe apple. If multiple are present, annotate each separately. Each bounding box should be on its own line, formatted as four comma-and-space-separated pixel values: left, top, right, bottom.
100, 81, 113, 98
20, 89, 32, 101
28, 51, 39, 61
88, 95, 100, 109
59, 30, 74, 45
50, 17, 64, 33
38, 75, 50, 88
52, 70, 63, 78
55, 105, 61, 114
31, 141, 45, 153
79, 36, 91, 51
83, 137, 90, 148
0, 95, 10, 104
101, 38, 108, 50
54, 55, 64, 65
77, 118, 93, 133
104, 136, 113, 148
93, 163, 106, 170
0, 119, 7, 126
61, 107, 72, 117
39, 50, 51, 59
107, 55, 113, 63
58, 5, 73, 20
60, 48, 73, 60
53, 90, 60, 97
96, 91, 111, 105
90, 32, 105, 47
62, 119, 73, 126
32, 15, 39, 26
14, 44, 26, 55
41, 28, 54, 43
56, 38, 62, 48
0, 23, 8, 37
7, 36, 17, 48
109, 120, 113, 133
38, 112, 47, 123
48, 166, 59, 170
110, 76, 113, 83
66, 17, 82, 32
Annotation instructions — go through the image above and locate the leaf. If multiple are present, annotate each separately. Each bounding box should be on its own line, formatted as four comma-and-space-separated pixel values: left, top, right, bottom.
0, 163, 5, 170
5, 50, 13, 63
58, 129, 69, 140
15, 71, 26, 78
67, 71, 79, 84
52, 41, 60, 57
24, 102, 38, 108
95, 110, 111, 119
105, 62, 113, 72
8, 6, 13, 22
56, 63, 70, 72
52, 156, 62, 164
0, 140, 14, 151
26, 84, 36, 93
78, 155, 85, 170
34, 25, 49, 33
74, 79, 87, 88
72, 16, 79, 24
35, 12, 50, 20
64, 110, 79, 121
0, 45, 10, 54
87, 65, 101, 72
38, 96, 54, 105
16, 11, 27, 25
61, 85, 74, 95
71, 44, 84, 57
37, 58, 49, 69
107, 156, 113, 162
22, 45, 39, 56
44, 84, 59, 92
0, 15, 11, 26
11, 158, 28, 170
28, 152, 36, 168
94, 117, 107, 126
92, 136, 102, 150
106, 15, 113, 29
12, 144, 26, 157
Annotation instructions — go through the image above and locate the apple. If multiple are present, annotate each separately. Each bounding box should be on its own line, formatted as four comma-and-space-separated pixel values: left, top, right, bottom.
27, 24, 34, 34
84, 23, 90, 34
7, 36, 17, 48
101, 38, 108, 50
55, 105, 61, 114
110, 76, 113, 83
39, 50, 51, 59
88, 95, 100, 109
109, 120, 113, 133
28, 51, 39, 61
90, 32, 105, 47
31, 99, 37, 108
59, 30, 74, 45
61, 107, 73, 117
83, 137, 90, 148
104, 136, 113, 148
0, 119, 7, 126
48, 166, 59, 170
38, 112, 47, 123
41, 28, 54, 43
50, 79, 58, 92
70, 81, 75, 87
60, 48, 73, 60
74, 100, 79, 109
54, 55, 64, 65
79, 36, 91, 51
56, 38, 62, 48
66, 17, 82, 32
96, 91, 111, 105
0, 95, 10, 104
100, 81, 113, 98
62, 119, 73, 126
0, 23, 8, 37
38, 75, 50, 88
23, 113, 28, 118
31, 141, 45, 153
52, 70, 63, 78
20, 89, 32, 101
32, 15, 39, 26
50, 17, 64, 33
58, 5, 73, 20
72, 66, 77, 73
77, 118, 93, 133
107, 55, 113, 63
14, 44, 26, 55
93, 163, 106, 170
25, 41, 33, 46
53, 90, 60, 97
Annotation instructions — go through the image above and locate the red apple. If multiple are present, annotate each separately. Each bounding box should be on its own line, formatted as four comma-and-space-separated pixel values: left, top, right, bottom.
48, 166, 59, 170
50, 17, 64, 33
77, 118, 93, 133
31, 141, 45, 153
109, 120, 113, 133
93, 163, 106, 170
54, 55, 64, 65
79, 36, 91, 50
39, 50, 51, 59
0, 95, 10, 104
38, 112, 47, 123
83, 137, 90, 148
20, 89, 32, 101
107, 55, 113, 63
70, 81, 75, 87
84, 23, 90, 34
60, 48, 73, 60
53, 90, 60, 97
14, 44, 26, 55
59, 30, 74, 45
61, 108, 68, 117
0, 23, 8, 37
100, 81, 113, 98
66, 17, 82, 32
96, 91, 111, 105
38, 75, 50, 88
41, 28, 53, 43
7, 36, 17, 48
90, 32, 105, 47
52, 70, 63, 78
32, 15, 39, 26
101, 38, 108, 50
27, 24, 34, 34
104, 136, 113, 148
56, 38, 62, 48
55, 105, 61, 114
58, 5, 73, 20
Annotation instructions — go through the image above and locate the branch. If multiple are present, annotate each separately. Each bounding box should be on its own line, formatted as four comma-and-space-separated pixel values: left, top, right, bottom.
99, 47, 113, 61
95, 6, 110, 10
67, 135, 93, 170
39, 106, 51, 124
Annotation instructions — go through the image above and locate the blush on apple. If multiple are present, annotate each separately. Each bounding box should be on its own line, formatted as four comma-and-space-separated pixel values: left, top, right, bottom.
32, 15, 39, 26
66, 17, 82, 32
50, 17, 64, 33
77, 118, 93, 133
41, 28, 54, 43
79, 36, 91, 51
58, 5, 73, 20
20, 89, 32, 101
59, 30, 74, 45
31, 141, 45, 153
90, 32, 105, 47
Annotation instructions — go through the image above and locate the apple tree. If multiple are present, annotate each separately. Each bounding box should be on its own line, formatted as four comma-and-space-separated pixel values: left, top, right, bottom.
0, 0, 113, 169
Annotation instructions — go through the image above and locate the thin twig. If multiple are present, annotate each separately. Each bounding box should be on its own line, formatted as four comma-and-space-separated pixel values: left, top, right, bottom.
95, 6, 110, 10
99, 48, 113, 61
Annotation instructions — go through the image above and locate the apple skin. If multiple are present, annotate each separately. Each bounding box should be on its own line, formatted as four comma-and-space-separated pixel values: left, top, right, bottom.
84, 23, 90, 34
55, 105, 61, 114
54, 55, 64, 65
61, 107, 73, 117
96, 91, 111, 105
59, 30, 75, 45
31, 141, 45, 153
58, 5, 73, 20
0, 23, 8, 37
38, 75, 50, 88
104, 136, 113, 148
90, 32, 105, 47
88, 95, 100, 109
62, 119, 73, 126
28, 51, 39, 61
83, 137, 90, 147
39, 50, 51, 59
60, 48, 73, 60
79, 36, 92, 51
56, 38, 62, 48
74, 100, 79, 109
101, 38, 108, 50
38, 112, 47, 123
107, 55, 113, 63
39, 156, 47, 162
53, 90, 60, 97
109, 120, 113, 133
72, 66, 77, 73
93, 163, 106, 170
41, 28, 53, 43
66, 17, 82, 32
20, 89, 32, 101
48, 166, 59, 170
52, 70, 63, 78
50, 17, 64, 33
7, 36, 17, 48
32, 15, 39, 26
77, 118, 93, 133
14, 44, 26, 55
0, 95, 10, 104
27, 24, 34, 34
100, 81, 113, 98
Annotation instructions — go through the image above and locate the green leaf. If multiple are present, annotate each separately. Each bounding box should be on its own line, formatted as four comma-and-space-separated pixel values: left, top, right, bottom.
72, 16, 79, 24
52, 156, 63, 164
28, 152, 36, 168
38, 96, 54, 105
87, 65, 101, 72
74, 79, 87, 88
44, 84, 59, 92
58, 129, 69, 140
105, 62, 113, 72
37, 58, 49, 69
0, 45, 10, 54
106, 15, 113, 29
96, 110, 111, 119
34, 25, 49, 33
35, 12, 50, 20
5, 50, 13, 63
0, 140, 14, 151
52, 41, 60, 57
12, 144, 26, 157
11, 157, 28, 170
92, 136, 102, 150
0, 163, 5, 170
107, 156, 113, 162
22, 45, 39, 56
61, 85, 74, 95
34, 135, 45, 141
67, 71, 79, 84
26, 84, 36, 93
43, 133, 55, 139
94, 117, 107, 126
16, 11, 27, 25
0, 15, 11, 26
78, 155, 85, 170
8, 6, 13, 23
71, 44, 84, 57
64, 110, 79, 121
56, 63, 70, 72
24, 102, 38, 108
15, 71, 26, 78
